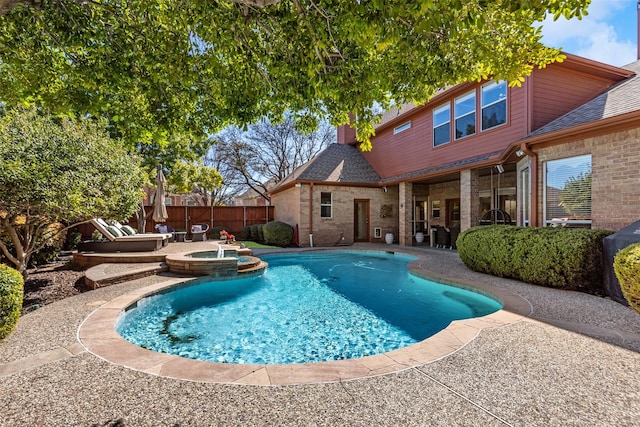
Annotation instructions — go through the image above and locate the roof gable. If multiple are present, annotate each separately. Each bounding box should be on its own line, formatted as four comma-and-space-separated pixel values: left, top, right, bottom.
274, 144, 380, 190
526, 61, 640, 138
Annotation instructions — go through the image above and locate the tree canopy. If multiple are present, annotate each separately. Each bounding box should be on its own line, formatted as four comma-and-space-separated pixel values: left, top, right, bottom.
0, 0, 590, 150
0, 107, 145, 275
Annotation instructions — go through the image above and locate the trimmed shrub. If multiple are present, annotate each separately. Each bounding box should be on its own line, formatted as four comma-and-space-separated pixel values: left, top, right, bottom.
239, 226, 251, 241
250, 224, 265, 242
210, 226, 229, 240
614, 243, 640, 313
0, 264, 23, 341
263, 221, 294, 247
250, 225, 260, 241
457, 225, 613, 292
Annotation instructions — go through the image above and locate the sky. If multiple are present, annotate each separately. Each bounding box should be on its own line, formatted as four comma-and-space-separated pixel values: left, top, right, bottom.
539, 0, 638, 66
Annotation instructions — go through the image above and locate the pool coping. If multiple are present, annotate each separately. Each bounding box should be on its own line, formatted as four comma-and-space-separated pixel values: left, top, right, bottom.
78, 249, 533, 386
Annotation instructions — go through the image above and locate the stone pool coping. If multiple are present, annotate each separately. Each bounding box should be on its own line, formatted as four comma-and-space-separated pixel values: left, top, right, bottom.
78, 249, 532, 386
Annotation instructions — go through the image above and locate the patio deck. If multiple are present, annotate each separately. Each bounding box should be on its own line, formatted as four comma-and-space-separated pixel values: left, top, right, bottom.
1, 243, 639, 426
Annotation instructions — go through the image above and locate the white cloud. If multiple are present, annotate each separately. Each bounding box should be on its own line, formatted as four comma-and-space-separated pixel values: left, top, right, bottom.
539, 0, 636, 66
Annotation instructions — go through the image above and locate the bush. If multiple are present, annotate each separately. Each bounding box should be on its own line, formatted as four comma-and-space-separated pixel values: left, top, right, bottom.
457, 225, 613, 292
614, 243, 640, 313
240, 226, 251, 241
0, 264, 23, 341
210, 226, 229, 240
250, 224, 265, 242
29, 222, 67, 266
262, 221, 294, 247
65, 230, 82, 250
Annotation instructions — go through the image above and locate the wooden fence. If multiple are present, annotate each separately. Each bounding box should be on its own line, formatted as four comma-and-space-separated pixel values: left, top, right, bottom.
77, 205, 275, 239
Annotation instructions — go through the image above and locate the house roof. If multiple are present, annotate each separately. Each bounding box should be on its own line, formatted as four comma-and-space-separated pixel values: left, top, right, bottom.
272, 143, 380, 191
526, 60, 640, 139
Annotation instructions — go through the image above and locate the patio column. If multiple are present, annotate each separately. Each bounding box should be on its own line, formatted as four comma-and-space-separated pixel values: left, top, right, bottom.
460, 169, 480, 232
399, 182, 413, 246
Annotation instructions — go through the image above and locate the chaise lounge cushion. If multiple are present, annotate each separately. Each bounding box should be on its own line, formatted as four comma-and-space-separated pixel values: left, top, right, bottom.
89, 218, 172, 249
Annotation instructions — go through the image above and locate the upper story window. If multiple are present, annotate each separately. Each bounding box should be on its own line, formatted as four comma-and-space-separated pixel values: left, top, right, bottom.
394, 121, 411, 134
481, 81, 507, 131
320, 192, 332, 218
454, 91, 476, 139
433, 104, 450, 147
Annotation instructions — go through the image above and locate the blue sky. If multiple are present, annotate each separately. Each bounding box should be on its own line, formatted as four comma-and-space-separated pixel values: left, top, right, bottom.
539, 0, 637, 66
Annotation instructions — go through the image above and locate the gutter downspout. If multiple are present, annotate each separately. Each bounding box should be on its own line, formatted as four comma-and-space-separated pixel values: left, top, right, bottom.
520, 142, 539, 227
309, 182, 314, 246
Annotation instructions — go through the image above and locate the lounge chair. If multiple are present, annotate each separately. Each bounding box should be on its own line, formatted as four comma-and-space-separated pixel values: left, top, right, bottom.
77, 218, 171, 252
191, 224, 209, 241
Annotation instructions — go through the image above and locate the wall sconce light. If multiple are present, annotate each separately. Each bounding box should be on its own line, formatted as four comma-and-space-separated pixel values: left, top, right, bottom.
516, 149, 525, 157
495, 164, 504, 174
382, 186, 388, 192
295, 183, 302, 187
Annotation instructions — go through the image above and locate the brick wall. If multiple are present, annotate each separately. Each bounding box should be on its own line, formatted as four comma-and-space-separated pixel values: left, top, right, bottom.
536, 128, 640, 231
275, 184, 399, 247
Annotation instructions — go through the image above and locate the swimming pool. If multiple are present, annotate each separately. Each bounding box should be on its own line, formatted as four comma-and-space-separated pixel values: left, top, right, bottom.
116, 251, 502, 364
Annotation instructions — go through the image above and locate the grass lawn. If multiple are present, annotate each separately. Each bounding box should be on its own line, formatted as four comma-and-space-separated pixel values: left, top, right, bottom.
238, 241, 279, 249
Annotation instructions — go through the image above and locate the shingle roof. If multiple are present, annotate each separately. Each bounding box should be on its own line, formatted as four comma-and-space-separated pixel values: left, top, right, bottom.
274, 143, 381, 189
380, 150, 503, 183
527, 60, 640, 138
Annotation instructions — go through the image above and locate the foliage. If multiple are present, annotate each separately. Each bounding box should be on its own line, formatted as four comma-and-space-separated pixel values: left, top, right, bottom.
0, 107, 145, 276
250, 224, 265, 242
240, 226, 252, 241
168, 160, 223, 206
210, 226, 230, 240
65, 230, 83, 250
0, 264, 23, 341
457, 225, 613, 292
0, 0, 589, 150
560, 172, 591, 218
0, 222, 66, 267
613, 243, 640, 314
213, 118, 333, 202
262, 221, 294, 247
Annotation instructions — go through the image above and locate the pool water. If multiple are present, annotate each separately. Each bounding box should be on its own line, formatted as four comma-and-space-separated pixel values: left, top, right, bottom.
116, 251, 502, 364
189, 251, 253, 263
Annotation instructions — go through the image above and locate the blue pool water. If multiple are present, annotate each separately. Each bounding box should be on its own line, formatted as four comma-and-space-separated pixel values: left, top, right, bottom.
116, 251, 502, 364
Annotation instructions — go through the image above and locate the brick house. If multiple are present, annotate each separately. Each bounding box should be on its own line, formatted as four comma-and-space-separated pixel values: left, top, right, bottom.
270, 54, 640, 247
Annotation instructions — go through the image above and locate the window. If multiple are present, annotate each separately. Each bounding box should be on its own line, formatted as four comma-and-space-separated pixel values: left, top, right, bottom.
394, 121, 411, 134
433, 104, 450, 146
320, 192, 332, 218
544, 154, 592, 227
454, 91, 476, 139
481, 81, 507, 131
431, 200, 441, 218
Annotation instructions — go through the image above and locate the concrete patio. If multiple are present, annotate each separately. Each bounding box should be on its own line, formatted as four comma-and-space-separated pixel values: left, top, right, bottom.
1, 243, 639, 426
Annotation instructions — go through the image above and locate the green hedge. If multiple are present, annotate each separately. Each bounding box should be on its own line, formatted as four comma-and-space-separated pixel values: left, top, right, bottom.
457, 225, 613, 292
0, 264, 23, 341
210, 226, 229, 240
262, 221, 294, 247
613, 243, 640, 313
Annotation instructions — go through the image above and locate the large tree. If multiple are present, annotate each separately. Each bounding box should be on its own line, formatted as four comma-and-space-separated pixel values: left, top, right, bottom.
0, 107, 145, 277
215, 117, 333, 202
0, 0, 590, 150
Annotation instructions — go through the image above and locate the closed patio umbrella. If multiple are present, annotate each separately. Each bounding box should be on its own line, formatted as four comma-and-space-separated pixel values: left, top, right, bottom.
152, 164, 168, 223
